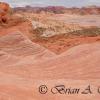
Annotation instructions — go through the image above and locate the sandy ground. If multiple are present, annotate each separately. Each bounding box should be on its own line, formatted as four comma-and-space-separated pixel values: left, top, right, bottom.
48, 14, 100, 27
0, 31, 100, 99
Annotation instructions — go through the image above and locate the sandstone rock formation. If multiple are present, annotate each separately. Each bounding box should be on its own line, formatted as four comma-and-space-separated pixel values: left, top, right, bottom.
0, 2, 100, 100
0, 2, 10, 23
0, 32, 100, 99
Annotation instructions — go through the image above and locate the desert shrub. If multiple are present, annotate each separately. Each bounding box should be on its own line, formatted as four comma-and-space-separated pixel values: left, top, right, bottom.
69, 27, 100, 37
34, 27, 46, 35
8, 7, 13, 15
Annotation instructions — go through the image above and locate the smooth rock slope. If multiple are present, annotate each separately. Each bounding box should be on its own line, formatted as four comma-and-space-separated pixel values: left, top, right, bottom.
0, 32, 100, 100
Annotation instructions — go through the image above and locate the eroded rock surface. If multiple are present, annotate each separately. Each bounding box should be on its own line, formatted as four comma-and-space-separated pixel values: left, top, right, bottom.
0, 2, 10, 23
0, 32, 100, 100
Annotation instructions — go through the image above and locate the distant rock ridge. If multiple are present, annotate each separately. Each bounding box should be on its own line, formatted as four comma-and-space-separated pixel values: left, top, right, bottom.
13, 5, 100, 15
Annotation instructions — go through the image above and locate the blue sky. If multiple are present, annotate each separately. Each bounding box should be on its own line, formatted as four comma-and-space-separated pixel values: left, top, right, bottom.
0, 0, 100, 7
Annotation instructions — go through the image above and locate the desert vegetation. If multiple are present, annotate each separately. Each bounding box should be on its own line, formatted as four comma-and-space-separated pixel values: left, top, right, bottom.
68, 27, 100, 37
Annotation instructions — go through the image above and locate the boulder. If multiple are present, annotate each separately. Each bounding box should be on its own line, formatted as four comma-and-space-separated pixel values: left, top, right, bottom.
0, 2, 10, 23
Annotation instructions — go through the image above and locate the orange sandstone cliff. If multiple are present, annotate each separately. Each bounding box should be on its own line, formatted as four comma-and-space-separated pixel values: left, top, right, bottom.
0, 2, 11, 23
